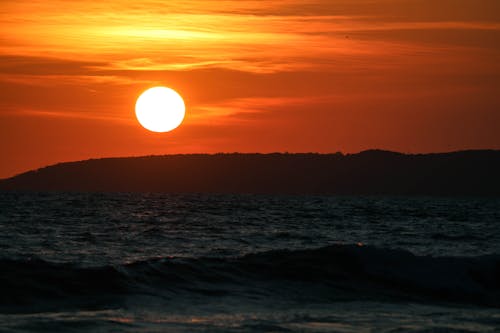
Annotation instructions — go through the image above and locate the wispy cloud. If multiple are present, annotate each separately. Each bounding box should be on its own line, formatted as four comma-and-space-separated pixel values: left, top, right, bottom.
2, 0, 499, 74
1, 107, 132, 123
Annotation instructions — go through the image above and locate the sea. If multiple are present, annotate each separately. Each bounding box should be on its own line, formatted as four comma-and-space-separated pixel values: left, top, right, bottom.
0, 192, 499, 332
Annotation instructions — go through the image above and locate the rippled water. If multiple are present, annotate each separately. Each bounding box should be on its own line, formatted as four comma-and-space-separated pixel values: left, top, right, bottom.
1, 192, 499, 332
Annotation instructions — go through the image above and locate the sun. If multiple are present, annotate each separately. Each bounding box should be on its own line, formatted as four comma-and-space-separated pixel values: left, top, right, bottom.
135, 86, 185, 132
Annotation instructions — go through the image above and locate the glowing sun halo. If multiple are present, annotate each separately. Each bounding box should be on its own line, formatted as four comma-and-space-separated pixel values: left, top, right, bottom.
135, 86, 185, 132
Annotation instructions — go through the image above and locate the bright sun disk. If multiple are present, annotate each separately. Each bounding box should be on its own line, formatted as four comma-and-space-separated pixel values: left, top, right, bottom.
135, 86, 185, 132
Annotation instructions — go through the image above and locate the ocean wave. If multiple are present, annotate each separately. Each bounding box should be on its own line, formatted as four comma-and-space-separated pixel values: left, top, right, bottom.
1, 245, 499, 313
430, 232, 484, 241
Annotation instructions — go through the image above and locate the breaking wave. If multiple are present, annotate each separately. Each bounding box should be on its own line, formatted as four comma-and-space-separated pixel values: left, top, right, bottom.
2, 244, 499, 313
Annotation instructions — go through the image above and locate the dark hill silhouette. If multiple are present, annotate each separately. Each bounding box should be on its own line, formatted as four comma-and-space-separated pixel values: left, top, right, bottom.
1, 150, 499, 195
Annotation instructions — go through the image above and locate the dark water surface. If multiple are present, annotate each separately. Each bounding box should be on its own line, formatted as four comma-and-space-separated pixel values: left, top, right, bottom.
1, 192, 499, 332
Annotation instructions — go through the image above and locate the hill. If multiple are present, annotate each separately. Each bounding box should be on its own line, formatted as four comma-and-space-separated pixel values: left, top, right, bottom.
1, 150, 499, 195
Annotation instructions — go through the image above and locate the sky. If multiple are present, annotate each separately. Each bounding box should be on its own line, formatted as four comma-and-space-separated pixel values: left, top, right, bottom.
1, 0, 499, 178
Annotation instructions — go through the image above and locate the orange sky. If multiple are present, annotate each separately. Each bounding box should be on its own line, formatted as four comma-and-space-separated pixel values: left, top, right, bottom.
1, 0, 500, 178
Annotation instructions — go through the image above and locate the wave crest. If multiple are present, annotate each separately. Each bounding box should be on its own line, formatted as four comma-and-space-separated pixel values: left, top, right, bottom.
2, 245, 499, 313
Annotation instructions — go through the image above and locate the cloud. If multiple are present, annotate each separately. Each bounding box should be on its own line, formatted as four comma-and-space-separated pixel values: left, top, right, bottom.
2, 0, 499, 76
0, 107, 132, 124
0, 55, 106, 75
